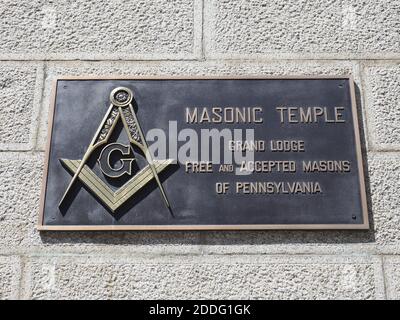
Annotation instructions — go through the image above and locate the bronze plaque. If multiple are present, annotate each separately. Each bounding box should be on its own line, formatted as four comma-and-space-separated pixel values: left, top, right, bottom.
38, 76, 368, 230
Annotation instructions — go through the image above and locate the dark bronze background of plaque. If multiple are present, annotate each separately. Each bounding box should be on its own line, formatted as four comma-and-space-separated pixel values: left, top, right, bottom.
38, 76, 368, 230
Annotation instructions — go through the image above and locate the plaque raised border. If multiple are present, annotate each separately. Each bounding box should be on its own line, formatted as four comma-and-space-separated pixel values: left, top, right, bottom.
38, 75, 369, 231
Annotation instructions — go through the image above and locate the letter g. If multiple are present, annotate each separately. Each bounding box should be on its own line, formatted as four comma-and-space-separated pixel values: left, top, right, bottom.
98, 143, 135, 178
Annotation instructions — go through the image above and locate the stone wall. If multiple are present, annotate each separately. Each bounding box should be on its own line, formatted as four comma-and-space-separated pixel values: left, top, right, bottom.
0, 0, 399, 299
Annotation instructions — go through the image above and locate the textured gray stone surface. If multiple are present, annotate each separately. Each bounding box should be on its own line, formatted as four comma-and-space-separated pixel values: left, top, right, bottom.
0, 256, 21, 300
0, 153, 43, 247
24, 255, 383, 300
368, 153, 400, 245
0, 0, 201, 60
0, 63, 43, 150
384, 256, 400, 299
37, 60, 361, 150
205, 0, 400, 59
364, 64, 400, 150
